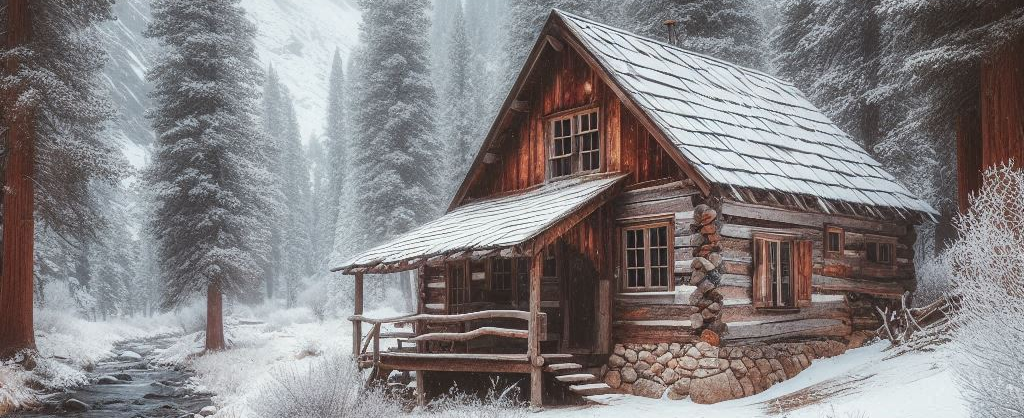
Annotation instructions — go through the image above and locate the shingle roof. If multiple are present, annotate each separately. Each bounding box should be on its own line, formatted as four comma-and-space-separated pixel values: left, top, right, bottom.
334, 174, 628, 272
555, 10, 936, 216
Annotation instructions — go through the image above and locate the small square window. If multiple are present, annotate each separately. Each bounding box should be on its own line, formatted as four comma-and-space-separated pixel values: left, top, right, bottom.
622, 221, 672, 291
825, 226, 844, 257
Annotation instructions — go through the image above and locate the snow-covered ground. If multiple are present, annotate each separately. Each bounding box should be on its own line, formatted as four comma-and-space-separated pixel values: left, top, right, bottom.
154, 303, 412, 417
543, 343, 966, 418
153, 300, 966, 418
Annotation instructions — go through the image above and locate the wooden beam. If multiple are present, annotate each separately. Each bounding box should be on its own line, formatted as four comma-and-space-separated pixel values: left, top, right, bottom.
380, 353, 533, 374
529, 253, 544, 408
511, 100, 529, 112
352, 273, 364, 357
545, 34, 564, 52
721, 200, 908, 236
409, 327, 529, 342
597, 278, 612, 354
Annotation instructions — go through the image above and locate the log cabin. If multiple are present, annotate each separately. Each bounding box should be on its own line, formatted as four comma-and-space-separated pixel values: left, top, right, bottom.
332, 10, 936, 406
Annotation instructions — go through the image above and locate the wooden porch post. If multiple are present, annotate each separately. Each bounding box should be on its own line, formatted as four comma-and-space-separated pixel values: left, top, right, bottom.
415, 371, 426, 406
528, 253, 544, 408
352, 272, 364, 357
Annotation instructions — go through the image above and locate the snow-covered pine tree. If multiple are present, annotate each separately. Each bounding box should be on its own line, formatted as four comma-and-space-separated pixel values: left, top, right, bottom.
262, 73, 315, 307
145, 0, 269, 351
619, 0, 766, 69
260, 66, 288, 301
307, 135, 334, 273
504, 1, 616, 85
323, 50, 352, 264
0, 0, 127, 359
86, 183, 139, 319
429, 0, 463, 87
438, 3, 478, 195
465, 0, 509, 56
877, 1, 1024, 252
772, 0, 884, 152
349, 0, 442, 253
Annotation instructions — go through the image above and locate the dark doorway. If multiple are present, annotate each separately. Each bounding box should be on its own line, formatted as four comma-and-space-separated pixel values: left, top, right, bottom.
562, 248, 597, 351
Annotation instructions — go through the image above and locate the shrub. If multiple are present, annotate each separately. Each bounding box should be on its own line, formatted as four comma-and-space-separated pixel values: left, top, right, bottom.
252, 355, 402, 418
947, 163, 1024, 418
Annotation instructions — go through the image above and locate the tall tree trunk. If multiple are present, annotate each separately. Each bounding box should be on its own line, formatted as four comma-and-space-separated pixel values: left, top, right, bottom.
205, 282, 225, 351
0, 0, 36, 361
859, 0, 881, 153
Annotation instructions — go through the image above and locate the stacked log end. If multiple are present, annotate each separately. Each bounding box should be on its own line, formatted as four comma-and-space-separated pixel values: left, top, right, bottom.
687, 204, 727, 344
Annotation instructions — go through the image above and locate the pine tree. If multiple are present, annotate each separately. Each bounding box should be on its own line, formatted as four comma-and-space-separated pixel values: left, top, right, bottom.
349, 0, 442, 253
505, 1, 615, 85
0, 0, 126, 359
145, 0, 269, 351
772, 0, 883, 151
877, 1, 1024, 252
619, 0, 766, 69
323, 50, 351, 263
262, 74, 314, 306
439, 3, 478, 195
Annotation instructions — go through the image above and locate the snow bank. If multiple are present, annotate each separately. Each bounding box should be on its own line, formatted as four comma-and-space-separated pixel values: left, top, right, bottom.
541, 343, 967, 418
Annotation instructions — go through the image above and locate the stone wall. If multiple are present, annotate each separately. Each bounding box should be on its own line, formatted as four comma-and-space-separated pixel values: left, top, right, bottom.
604, 340, 848, 403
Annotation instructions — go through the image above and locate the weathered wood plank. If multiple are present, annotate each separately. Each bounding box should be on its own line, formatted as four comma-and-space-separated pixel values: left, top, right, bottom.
614, 303, 699, 321
721, 200, 906, 236
724, 318, 850, 343
812, 274, 911, 298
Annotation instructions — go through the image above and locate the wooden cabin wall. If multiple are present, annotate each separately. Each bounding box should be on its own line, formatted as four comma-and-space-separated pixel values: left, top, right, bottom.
610, 180, 702, 344
713, 199, 916, 341
464, 47, 681, 201
608, 184, 917, 344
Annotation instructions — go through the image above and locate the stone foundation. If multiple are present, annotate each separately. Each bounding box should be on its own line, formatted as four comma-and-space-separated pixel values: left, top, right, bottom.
604, 340, 848, 403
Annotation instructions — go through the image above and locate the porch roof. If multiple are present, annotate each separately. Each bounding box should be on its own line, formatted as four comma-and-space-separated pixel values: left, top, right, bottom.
333, 173, 628, 274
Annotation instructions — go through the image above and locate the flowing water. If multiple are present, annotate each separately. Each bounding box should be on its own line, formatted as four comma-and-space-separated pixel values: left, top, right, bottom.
14, 335, 214, 418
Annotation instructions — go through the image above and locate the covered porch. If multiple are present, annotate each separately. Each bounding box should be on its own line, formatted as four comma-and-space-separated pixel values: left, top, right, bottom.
333, 174, 627, 406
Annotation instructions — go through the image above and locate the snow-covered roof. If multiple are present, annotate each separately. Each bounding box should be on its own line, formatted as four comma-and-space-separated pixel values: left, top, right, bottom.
554, 10, 936, 216
334, 174, 627, 272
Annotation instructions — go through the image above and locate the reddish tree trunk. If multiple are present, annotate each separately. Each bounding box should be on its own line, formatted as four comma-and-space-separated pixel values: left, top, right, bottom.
205, 282, 225, 351
0, 0, 36, 361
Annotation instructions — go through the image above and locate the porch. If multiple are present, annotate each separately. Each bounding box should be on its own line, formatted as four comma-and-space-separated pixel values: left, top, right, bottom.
335, 174, 628, 406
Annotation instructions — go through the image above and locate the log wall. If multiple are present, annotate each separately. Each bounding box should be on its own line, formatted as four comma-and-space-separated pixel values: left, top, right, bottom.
608, 183, 919, 344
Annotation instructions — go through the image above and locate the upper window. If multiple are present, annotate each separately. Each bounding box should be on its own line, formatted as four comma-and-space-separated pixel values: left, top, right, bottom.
825, 226, 844, 257
548, 109, 600, 179
622, 221, 672, 291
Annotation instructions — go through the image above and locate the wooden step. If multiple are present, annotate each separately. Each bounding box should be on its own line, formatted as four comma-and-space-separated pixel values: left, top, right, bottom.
555, 373, 598, 384
544, 362, 582, 374
569, 383, 614, 397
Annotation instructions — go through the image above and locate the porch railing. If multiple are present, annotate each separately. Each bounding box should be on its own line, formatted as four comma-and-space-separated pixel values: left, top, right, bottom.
348, 310, 548, 369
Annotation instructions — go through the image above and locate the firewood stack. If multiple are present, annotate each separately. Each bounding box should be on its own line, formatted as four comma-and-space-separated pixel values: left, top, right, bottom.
688, 204, 727, 344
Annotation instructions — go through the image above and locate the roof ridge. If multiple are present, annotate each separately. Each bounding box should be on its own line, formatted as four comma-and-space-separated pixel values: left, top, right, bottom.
551, 8, 792, 86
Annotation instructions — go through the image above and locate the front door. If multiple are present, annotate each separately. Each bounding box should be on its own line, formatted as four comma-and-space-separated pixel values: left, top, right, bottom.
562, 248, 597, 352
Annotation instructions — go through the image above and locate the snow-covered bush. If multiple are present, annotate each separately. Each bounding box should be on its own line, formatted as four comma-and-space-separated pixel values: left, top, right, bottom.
914, 253, 952, 307
948, 163, 1024, 418
252, 355, 402, 418
424, 378, 527, 418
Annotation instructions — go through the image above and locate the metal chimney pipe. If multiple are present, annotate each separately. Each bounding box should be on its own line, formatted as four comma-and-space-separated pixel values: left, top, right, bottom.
663, 19, 678, 46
